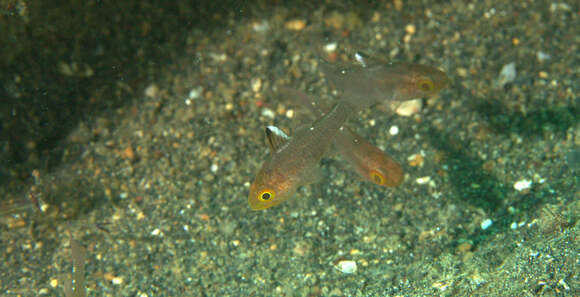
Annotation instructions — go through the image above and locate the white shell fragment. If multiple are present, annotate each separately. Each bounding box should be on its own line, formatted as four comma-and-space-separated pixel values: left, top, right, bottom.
481, 219, 493, 230
394, 99, 423, 116
335, 260, 357, 274
513, 179, 532, 191
495, 62, 516, 88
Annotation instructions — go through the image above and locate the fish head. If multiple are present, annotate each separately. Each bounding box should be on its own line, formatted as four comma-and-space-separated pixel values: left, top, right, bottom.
353, 146, 404, 188
392, 63, 450, 100
364, 155, 404, 187
248, 164, 296, 210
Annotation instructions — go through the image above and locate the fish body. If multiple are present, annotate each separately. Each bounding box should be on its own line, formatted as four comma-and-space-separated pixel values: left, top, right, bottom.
320, 60, 449, 108
249, 101, 354, 210
334, 128, 404, 187
282, 87, 404, 187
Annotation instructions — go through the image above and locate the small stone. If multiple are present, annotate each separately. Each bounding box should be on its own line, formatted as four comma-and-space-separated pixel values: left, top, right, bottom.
261, 108, 275, 119
251, 78, 262, 92
495, 62, 516, 88
456, 67, 468, 77
536, 51, 551, 62
188, 87, 203, 100
514, 179, 532, 191
394, 99, 423, 116
210, 164, 218, 173
335, 260, 357, 274
285, 19, 306, 31
481, 219, 493, 230
144, 84, 159, 98
323, 42, 337, 53
389, 125, 399, 135
416, 176, 431, 185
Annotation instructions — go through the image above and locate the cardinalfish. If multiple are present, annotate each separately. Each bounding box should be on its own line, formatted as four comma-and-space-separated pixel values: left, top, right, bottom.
249, 57, 449, 210
282, 87, 404, 187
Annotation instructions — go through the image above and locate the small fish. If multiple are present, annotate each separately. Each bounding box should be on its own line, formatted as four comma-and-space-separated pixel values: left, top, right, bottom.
249, 58, 448, 210
249, 101, 355, 210
335, 128, 404, 187
282, 87, 403, 187
319, 57, 449, 109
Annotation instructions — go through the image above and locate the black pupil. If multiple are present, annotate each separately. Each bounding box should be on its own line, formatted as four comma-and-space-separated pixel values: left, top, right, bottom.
373, 175, 382, 184
261, 192, 271, 200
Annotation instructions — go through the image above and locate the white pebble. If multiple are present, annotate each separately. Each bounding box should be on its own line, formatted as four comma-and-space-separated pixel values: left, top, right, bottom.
261, 108, 275, 119
536, 51, 551, 62
395, 99, 422, 116
251, 78, 262, 93
210, 163, 219, 173
416, 176, 432, 185
150, 228, 163, 237
513, 179, 532, 191
323, 42, 337, 53
144, 84, 159, 98
336, 260, 357, 274
188, 87, 203, 100
481, 218, 493, 230
111, 276, 124, 285
389, 125, 399, 135
496, 62, 516, 88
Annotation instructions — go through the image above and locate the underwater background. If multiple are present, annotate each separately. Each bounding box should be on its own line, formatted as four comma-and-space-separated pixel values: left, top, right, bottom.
0, 0, 578, 296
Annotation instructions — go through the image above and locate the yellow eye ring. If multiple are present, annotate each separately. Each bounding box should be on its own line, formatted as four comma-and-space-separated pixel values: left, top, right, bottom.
418, 79, 435, 92
257, 189, 275, 202
369, 170, 386, 186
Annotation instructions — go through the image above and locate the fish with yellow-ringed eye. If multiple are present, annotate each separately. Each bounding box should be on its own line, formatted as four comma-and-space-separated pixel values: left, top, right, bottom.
249, 56, 449, 210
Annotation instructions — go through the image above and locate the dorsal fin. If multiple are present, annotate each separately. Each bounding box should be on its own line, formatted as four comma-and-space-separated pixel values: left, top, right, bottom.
265, 126, 290, 152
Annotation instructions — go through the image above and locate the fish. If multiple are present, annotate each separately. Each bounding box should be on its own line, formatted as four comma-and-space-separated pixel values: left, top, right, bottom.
249, 100, 356, 210
319, 56, 449, 108
249, 58, 449, 210
281, 87, 404, 187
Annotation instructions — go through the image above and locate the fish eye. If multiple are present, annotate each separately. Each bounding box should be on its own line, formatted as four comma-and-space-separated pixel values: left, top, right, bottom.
369, 170, 386, 186
418, 79, 435, 92
257, 189, 275, 202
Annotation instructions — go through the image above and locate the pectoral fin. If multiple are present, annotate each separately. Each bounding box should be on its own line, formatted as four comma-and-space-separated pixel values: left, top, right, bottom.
265, 126, 290, 153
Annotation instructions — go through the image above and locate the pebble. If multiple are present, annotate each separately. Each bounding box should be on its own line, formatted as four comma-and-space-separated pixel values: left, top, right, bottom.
394, 99, 422, 116
144, 84, 159, 98
389, 125, 399, 136
251, 78, 262, 93
323, 42, 337, 53
261, 108, 275, 119
495, 62, 516, 88
536, 51, 551, 62
480, 218, 493, 230
416, 176, 432, 185
188, 87, 203, 100
335, 260, 357, 274
513, 179, 532, 191
285, 19, 306, 31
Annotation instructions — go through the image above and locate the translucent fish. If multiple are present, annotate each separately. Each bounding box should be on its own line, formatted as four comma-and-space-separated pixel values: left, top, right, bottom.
249, 59, 448, 210
281, 87, 403, 187
319, 57, 449, 109
249, 101, 354, 210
